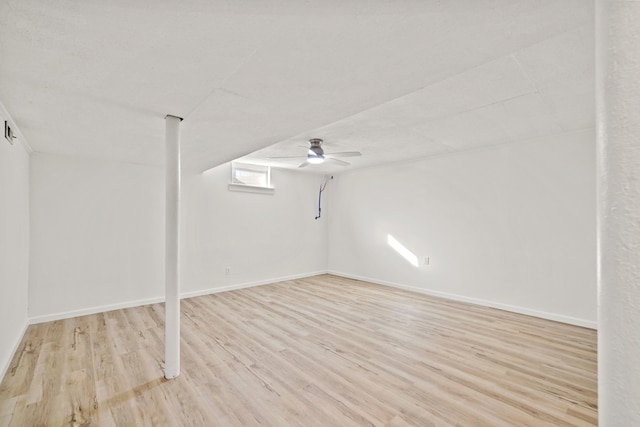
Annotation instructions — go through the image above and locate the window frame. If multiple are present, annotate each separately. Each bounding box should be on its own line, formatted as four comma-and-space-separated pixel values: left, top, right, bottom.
228, 162, 274, 194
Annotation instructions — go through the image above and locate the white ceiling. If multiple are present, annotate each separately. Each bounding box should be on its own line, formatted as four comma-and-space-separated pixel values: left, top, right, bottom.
0, 1, 594, 174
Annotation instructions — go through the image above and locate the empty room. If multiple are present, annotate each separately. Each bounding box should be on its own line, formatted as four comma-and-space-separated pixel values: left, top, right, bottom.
1, 1, 639, 426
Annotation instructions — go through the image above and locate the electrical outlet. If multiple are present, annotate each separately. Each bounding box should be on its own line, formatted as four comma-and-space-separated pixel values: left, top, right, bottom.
424, 257, 430, 265
225, 267, 231, 276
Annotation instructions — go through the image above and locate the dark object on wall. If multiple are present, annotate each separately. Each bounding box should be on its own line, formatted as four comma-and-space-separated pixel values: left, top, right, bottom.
4, 121, 15, 145
315, 175, 333, 220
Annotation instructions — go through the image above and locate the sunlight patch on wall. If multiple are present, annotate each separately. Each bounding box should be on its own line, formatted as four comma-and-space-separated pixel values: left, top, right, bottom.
387, 234, 419, 267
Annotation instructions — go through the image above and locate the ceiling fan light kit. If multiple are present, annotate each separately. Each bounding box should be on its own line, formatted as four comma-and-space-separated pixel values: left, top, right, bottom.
307, 154, 325, 164
268, 138, 362, 168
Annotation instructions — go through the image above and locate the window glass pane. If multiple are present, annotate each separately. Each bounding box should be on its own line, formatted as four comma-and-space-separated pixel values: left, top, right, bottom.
231, 163, 270, 187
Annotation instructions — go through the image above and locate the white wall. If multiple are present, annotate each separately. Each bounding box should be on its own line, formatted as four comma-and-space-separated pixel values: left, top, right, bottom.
327, 130, 596, 327
27, 131, 595, 327
29, 154, 328, 321
0, 112, 30, 380
181, 164, 328, 294
29, 153, 166, 320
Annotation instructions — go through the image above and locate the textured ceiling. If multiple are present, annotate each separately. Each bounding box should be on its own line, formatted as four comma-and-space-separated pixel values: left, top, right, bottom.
0, 1, 594, 173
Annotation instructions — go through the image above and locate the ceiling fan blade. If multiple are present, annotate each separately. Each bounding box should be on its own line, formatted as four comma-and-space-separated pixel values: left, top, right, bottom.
298, 161, 309, 168
326, 158, 350, 166
324, 151, 361, 157
267, 155, 307, 159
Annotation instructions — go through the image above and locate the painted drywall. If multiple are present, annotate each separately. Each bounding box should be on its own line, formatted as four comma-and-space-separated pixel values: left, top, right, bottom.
327, 130, 596, 326
28, 154, 328, 321
597, 0, 640, 423
181, 164, 328, 294
0, 113, 30, 381
29, 153, 166, 320
27, 130, 594, 327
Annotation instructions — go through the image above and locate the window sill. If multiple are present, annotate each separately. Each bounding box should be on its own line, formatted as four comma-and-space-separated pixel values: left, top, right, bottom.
228, 183, 275, 195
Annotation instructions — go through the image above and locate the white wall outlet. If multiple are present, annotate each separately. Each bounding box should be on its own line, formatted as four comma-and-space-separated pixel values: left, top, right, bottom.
225, 267, 231, 276
424, 257, 430, 265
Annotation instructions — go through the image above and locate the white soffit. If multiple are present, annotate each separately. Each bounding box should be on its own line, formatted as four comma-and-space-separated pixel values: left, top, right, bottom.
244, 22, 594, 173
0, 1, 594, 173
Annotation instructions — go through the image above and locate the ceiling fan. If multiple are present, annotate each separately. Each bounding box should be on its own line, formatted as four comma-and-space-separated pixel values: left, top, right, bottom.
268, 138, 361, 168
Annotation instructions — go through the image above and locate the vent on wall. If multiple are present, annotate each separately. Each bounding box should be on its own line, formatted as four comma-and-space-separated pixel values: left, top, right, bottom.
4, 121, 15, 145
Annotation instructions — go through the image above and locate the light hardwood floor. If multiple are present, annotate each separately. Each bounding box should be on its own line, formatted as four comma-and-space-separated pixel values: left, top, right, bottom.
0, 275, 597, 426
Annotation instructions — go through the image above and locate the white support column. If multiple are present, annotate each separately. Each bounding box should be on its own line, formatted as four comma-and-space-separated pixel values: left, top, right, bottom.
165, 114, 182, 380
596, 1, 640, 424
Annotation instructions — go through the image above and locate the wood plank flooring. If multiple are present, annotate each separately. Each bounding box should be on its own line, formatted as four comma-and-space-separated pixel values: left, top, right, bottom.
0, 274, 597, 426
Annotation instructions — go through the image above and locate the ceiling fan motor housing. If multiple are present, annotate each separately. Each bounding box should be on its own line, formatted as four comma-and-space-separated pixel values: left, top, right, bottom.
309, 138, 324, 156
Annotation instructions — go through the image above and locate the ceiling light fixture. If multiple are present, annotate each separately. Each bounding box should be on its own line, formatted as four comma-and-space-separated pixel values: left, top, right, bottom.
307, 153, 325, 164
307, 138, 325, 164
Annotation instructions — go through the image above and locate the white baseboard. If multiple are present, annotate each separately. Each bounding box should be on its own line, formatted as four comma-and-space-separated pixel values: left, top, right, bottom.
28, 271, 328, 325
28, 269, 595, 329
29, 296, 166, 324
0, 319, 29, 384
181, 271, 328, 299
327, 270, 597, 330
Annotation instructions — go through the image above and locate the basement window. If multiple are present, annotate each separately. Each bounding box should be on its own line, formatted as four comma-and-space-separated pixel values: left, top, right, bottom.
228, 162, 274, 194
